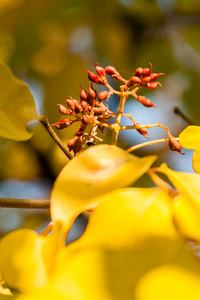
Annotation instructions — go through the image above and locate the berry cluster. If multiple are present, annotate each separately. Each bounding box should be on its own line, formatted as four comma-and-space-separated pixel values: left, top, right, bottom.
52, 82, 114, 155
52, 63, 183, 156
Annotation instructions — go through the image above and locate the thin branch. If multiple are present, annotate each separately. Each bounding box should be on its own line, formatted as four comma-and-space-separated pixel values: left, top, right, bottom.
39, 116, 73, 160
174, 106, 196, 125
0, 198, 50, 209
126, 137, 179, 153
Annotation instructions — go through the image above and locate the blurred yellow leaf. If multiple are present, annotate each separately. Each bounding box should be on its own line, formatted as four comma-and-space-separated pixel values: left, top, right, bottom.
69, 187, 178, 249
161, 163, 200, 204
192, 149, 200, 174
50, 145, 157, 229
160, 163, 200, 240
173, 194, 200, 240
0, 61, 38, 141
49, 188, 182, 300
135, 248, 200, 300
50, 187, 184, 300
14, 187, 200, 300
0, 224, 62, 292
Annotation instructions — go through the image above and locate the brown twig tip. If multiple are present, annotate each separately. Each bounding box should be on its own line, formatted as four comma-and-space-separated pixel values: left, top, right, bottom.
174, 106, 196, 125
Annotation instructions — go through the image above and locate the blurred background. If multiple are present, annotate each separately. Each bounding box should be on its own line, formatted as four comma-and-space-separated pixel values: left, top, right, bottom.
0, 0, 200, 236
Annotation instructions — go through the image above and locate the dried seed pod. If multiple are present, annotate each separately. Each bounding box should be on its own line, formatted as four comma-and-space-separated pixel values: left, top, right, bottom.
141, 76, 152, 84
80, 86, 89, 102
150, 73, 164, 81
85, 71, 102, 84
136, 95, 156, 108
104, 66, 121, 80
88, 83, 97, 106
146, 82, 162, 90
75, 123, 86, 136
97, 91, 109, 102
52, 119, 73, 130
82, 115, 93, 125
168, 136, 184, 154
67, 136, 83, 155
134, 122, 149, 139
66, 98, 75, 112
93, 105, 108, 115
70, 97, 82, 112
95, 63, 106, 78
58, 104, 71, 115
127, 76, 142, 87
134, 67, 143, 77
142, 63, 152, 78
80, 100, 89, 112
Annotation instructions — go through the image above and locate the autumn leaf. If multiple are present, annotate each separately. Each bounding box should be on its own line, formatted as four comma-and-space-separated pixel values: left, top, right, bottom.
0, 61, 38, 141
0, 224, 62, 292
50, 145, 157, 229
179, 125, 200, 173
160, 163, 200, 240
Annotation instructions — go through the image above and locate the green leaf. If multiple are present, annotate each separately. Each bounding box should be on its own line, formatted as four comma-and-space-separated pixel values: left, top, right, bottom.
50, 145, 157, 229
179, 125, 200, 150
0, 61, 38, 141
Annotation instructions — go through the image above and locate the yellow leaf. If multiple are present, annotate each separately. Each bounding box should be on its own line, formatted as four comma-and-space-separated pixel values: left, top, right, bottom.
192, 149, 200, 174
173, 194, 200, 240
135, 248, 200, 300
50, 145, 157, 229
0, 224, 62, 292
50, 188, 183, 300
160, 164, 200, 240
0, 61, 38, 141
161, 163, 200, 206
179, 125, 200, 150
179, 126, 200, 173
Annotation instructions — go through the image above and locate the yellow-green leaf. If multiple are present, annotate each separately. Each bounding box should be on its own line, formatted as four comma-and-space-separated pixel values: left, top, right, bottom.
0, 61, 38, 141
50, 145, 157, 229
179, 125, 200, 150
0, 224, 62, 292
192, 149, 200, 174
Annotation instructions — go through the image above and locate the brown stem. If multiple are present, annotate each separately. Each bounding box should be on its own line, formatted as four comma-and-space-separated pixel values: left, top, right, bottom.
39, 116, 73, 160
0, 198, 50, 209
174, 107, 196, 125
126, 137, 179, 153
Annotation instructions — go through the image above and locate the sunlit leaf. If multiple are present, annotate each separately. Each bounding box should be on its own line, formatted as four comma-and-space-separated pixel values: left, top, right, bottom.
135, 251, 200, 300
49, 187, 185, 300
173, 194, 200, 241
192, 149, 200, 174
161, 163, 200, 204
160, 163, 200, 240
50, 145, 157, 229
0, 224, 62, 292
0, 61, 38, 141
179, 125, 200, 150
